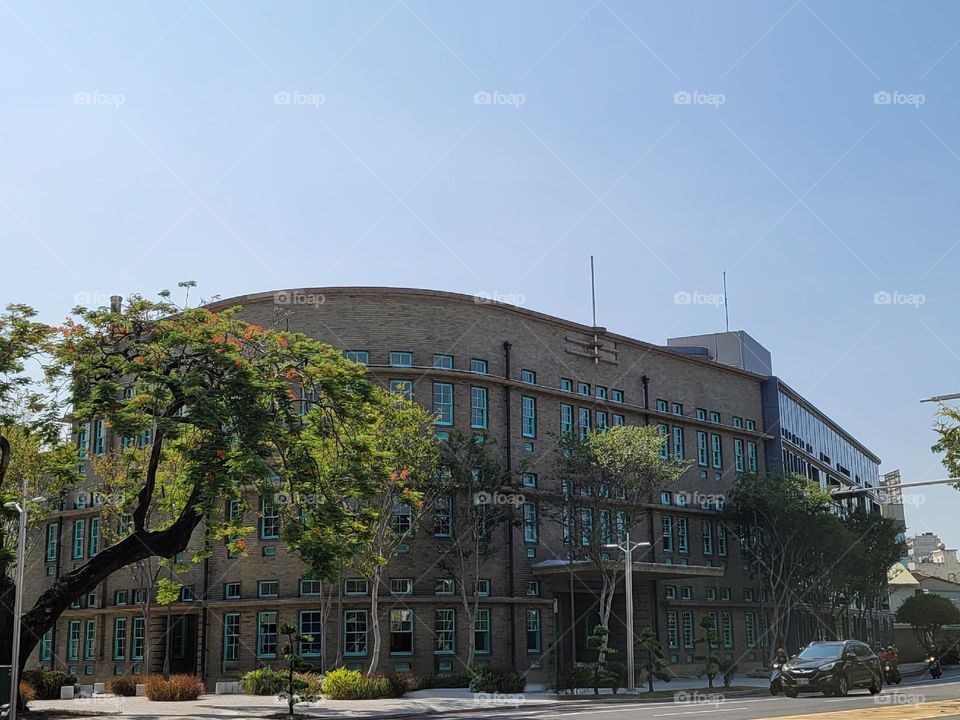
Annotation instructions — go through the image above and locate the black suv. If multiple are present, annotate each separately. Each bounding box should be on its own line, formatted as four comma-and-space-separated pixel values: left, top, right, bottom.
781, 640, 882, 697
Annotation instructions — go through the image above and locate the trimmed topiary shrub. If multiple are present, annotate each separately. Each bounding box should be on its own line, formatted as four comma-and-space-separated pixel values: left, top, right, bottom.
144, 674, 204, 701
321, 668, 399, 699
21, 669, 77, 700
109, 676, 138, 697
18, 680, 37, 704
468, 668, 527, 694
242, 667, 286, 695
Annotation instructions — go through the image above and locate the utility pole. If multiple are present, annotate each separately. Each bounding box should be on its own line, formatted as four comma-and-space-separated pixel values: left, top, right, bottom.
604, 534, 651, 692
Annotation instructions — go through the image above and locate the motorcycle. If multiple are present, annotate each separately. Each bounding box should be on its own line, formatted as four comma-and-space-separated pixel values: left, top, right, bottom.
770, 662, 783, 695
883, 661, 902, 684
928, 655, 943, 680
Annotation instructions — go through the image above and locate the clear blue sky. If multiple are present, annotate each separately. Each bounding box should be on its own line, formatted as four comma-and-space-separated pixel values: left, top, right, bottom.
3, 1, 959, 546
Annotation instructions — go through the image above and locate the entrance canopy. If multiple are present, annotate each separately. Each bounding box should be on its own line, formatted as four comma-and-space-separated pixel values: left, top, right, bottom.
532, 558, 725, 583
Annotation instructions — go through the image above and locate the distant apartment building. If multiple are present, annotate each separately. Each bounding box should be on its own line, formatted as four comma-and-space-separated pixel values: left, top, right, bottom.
25, 290, 887, 684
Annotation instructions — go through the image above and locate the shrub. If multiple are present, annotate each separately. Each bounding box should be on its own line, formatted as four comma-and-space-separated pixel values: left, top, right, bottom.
414, 671, 472, 689
320, 668, 398, 700
109, 676, 138, 697
242, 667, 286, 695
144, 674, 204, 701
19, 681, 37, 704
21, 669, 77, 700
468, 668, 526, 694
293, 671, 325, 697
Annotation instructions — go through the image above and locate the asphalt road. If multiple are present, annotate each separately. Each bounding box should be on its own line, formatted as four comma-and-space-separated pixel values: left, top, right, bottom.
442, 671, 960, 720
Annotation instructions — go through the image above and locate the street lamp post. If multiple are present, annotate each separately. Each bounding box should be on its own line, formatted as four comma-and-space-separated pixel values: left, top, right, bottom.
604, 533, 650, 692
4, 483, 46, 720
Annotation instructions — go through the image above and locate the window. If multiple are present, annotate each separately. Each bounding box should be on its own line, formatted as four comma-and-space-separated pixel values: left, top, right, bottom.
389, 351, 413, 367
41, 630, 53, 661
470, 387, 488, 429
344, 610, 369, 656
681, 586, 692, 600
470, 358, 487, 374
733, 416, 743, 429
435, 578, 455, 595
522, 472, 538, 488
113, 618, 127, 660
475, 609, 491, 654
88, 517, 100, 557
77, 423, 89, 459
434, 609, 456, 654
71, 519, 85, 559
560, 377, 573, 392
717, 523, 727, 556
682, 611, 694, 648
697, 431, 708, 467
672, 403, 683, 416
595, 386, 607, 400
257, 611, 278, 657
434, 496, 452, 537
345, 350, 369, 365
703, 520, 714, 555
673, 426, 684, 460
656, 399, 668, 412
476, 579, 491, 596
706, 587, 717, 601
745, 612, 757, 648
93, 419, 105, 456
746, 419, 756, 431
745, 588, 754, 601
131, 617, 145, 660
68, 620, 81, 660
666, 612, 678, 648
521, 396, 536, 437
735, 439, 745, 472
710, 411, 720, 424
560, 404, 573, 434
222, 613, 240, 661
115, 590, 128, 606
258, 580, 279, 598
433, 382, 454, 425
390, 609, 414, 654
676, 493, 687, 507
388, 379, 413, 400
611, 389, 624, 403
579, 507, 594, 546
577, 382, 590, 396
433, 354, 453, 369
344, 578, 368, 596
658, 424, 669, 459
613, 414, 624, 426
180, 585, 195, 601
596, 411, 607, 430
665, 585, 677, 600
259, 498, 279, 540
46, 523, 58, 562
747, 442, 757, 472
711, 434, 722, 469
660, 491, 672, 505
696, 408, 706, 421
521, 369, 536, 384
299, 611, 323, 656
526, 609, 541, 653
390, 578, 413, 595
523, 503, 539, 543
721, 612, 733, 648
578, 408, 591, 438
527, 581, 540, 596
661, 516, 673, 552
84, 619, 96, 660
224, 582, 241, 600
721, 587, 731, 601
677, 517, 689, 553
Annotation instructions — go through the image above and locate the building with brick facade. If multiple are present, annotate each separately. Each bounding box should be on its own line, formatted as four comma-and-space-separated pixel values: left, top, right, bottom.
23, 287, 883, 686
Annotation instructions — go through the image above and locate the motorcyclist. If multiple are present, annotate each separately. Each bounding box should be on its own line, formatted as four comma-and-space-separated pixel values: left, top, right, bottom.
773, 647, 788, 666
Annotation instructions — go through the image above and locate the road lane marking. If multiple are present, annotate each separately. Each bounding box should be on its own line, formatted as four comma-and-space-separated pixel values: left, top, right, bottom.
746, 699, 960, 720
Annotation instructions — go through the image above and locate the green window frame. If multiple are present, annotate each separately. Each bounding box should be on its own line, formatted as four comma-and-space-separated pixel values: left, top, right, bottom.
471, 387, 488, 429
596, 411, 607, 430
560, 404, 573, 434
259, 498, 279, 540
46, 522, 58, 562
84, 619, 96, 660
578, 408, 591, 438
72, 519, 85, 559
721, 611, 733, 648
434, 608, 456, 654
89, 517, 100, 557
520, 369, 536, 384
703, 520, 714, 556
658, 424, 669, 459
735, 439, 745, 472
345, 350, 369, 365
673, 426, 684, 460
433, 382, 454, 425
717, 523, 727, 557
474, 608, 491, 654
344, 609, 368, 656
40, 630, 53, 661
93, 419, 105, 456
677, 516, 688, 554
224, 582, 241, 600
388, 351, 413, 367
697, 431, 708, 467
131, 617, 145, 660
747, 441, 757, 472
525, 609, 541, 653
666, 611, 678, 649
389, 608, 414, 655
257, 611, 278, 658
258, 580, 279, 598
711, 434, 722, 469
661, 515, 673, 552
299, 610, 323, 656
523, 502, 538, 543
521, 396, 536, 437
68, 620, 81, 660
682, 611, 694, 648
77, 423, 89, 459
113, 617, 126, 660
470, 358, 487, 374
745, 612, 757, 647
433, 354, 454, 369
223, 612, 240, 661
611, 389, 624, 403
388, 379, 413, 400
560, 377, 573, 392
434, 496, 452, 537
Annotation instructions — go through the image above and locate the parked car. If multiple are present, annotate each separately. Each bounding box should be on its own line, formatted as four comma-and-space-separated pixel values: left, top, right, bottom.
781, 640, 882, 697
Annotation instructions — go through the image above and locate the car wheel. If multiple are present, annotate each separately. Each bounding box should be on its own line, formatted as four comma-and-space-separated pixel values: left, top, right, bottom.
784, 689, 798, 698
834, 675, 849, 697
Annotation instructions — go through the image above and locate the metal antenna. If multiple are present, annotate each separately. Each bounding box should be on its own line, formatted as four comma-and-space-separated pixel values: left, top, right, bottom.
590, 255, 597, 327
723, 271, 730, 332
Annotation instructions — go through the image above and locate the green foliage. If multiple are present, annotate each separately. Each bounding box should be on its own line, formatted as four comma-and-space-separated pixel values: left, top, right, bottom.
320, 668, 399, 699
144, 674, 204, 701
21, 669, 77, 699
636, 627, 671, 691
277, 622, 320, 715
242, 667, 287, 695
468, 668, 527, 693
407, 672, 472, 690
585, 625, 622, 694
896, 593, 960, 650
155, 577, 183, 605
696, 615, 720, 688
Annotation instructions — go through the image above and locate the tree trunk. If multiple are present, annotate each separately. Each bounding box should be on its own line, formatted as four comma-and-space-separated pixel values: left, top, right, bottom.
366, 566, 383, 677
